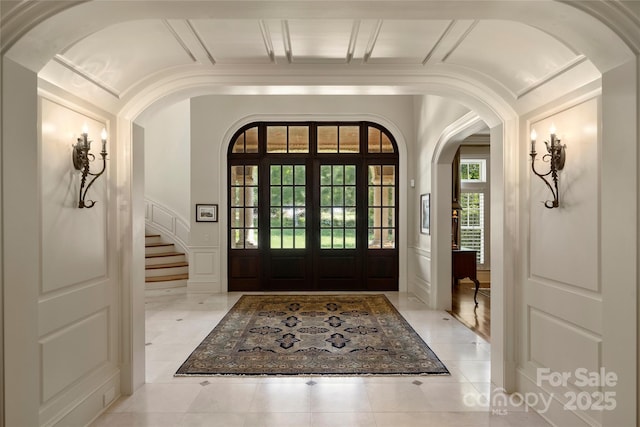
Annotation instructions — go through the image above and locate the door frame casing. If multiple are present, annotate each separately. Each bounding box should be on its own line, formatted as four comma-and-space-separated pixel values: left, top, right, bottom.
220, 114, 410, 294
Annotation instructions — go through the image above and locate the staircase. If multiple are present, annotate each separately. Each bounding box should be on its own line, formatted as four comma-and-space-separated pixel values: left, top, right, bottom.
145, 233, 189, 289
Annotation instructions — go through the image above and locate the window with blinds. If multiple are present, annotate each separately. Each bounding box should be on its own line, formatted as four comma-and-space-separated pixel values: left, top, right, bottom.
460, 192, 485, 264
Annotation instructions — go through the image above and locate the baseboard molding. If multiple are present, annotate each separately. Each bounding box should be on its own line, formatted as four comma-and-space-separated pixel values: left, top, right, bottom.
410, 278, 431, 307
516, 368, 601, 427
48, 369, 120, 427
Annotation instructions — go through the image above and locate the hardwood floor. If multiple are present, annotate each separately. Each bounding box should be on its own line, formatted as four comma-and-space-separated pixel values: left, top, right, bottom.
447, 280, 491, 342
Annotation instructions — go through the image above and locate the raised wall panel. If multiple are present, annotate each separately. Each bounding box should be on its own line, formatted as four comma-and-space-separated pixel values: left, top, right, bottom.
176, 219, 190, 245
150, 204, 174, 231
193, 251, 215, 275
530, 308, 601, 389
38, 282, 110, 337
41, 98, 108, 293
189, 248, 220, 292
527, 281, 602, 335
41, 310, 109, 402
529, 98, 599, 291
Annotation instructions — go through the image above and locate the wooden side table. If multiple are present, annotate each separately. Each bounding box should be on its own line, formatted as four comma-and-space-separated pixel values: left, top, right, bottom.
452, 249, 480, 305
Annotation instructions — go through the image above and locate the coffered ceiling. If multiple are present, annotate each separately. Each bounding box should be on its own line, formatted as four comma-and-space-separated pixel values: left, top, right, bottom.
42, 17, 591, 98
8, 1, 628, 112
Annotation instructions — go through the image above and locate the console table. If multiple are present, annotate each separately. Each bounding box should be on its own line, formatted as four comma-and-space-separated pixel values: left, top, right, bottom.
452, 249, 480, 305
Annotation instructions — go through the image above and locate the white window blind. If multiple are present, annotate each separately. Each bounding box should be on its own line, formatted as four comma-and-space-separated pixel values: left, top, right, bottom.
460, 192, 485, 265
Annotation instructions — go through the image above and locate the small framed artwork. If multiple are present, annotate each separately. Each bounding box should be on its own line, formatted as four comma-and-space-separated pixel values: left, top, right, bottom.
420, 193, 430, 235
196, 204, 218, 222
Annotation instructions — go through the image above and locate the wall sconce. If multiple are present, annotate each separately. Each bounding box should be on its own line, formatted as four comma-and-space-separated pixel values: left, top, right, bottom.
72, 124, 108, 208
530, 125, 566, 209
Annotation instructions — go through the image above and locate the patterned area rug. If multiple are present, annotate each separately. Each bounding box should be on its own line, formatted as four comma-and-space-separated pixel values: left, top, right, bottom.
176, 294, 449, 376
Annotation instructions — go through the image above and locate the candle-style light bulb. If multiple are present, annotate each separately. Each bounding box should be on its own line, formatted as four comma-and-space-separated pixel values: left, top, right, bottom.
530, 129, 537, 153
82, 123, 89, 136
101, 128, 107, 152
549, 124, 557, 137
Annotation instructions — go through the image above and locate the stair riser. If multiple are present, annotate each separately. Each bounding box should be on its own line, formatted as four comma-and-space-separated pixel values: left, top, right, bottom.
145, 245, 176, 255
145, 236, 162, 245
145, 266, 189, 278
146, 255, 186, 266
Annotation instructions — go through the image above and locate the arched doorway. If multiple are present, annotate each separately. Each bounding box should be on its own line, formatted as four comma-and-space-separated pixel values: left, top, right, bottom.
227, 121, 399, 291
2, 2, 638, 426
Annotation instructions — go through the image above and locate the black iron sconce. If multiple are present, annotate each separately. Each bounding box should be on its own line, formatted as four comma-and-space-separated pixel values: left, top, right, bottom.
529, 125, 566, 209
72, 125, 108, 208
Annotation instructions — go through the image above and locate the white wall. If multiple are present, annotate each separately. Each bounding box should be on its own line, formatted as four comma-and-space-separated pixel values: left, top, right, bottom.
141, 99, 190, 223
411, 95, 471, 306
188, 94, 416, 292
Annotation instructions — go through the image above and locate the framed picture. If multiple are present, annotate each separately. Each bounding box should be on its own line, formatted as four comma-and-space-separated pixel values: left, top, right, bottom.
420, 193, 430, 235
196, 204, 218, 222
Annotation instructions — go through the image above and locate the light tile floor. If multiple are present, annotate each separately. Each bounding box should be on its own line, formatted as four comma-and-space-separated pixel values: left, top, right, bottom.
91, 290, 551, 427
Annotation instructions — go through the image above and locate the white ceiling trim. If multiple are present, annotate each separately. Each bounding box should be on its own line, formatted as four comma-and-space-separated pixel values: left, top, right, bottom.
363, 20, 383, 63
346, 20, 360, 63
186, 20, 216, 65
52, 54, 121, 99
442, 20, 478, 63
282, 20, 293, 63
259, 20, 277, 63
422, 20, 456, 66
515, 55, 589, 99
162, 19, 197, 63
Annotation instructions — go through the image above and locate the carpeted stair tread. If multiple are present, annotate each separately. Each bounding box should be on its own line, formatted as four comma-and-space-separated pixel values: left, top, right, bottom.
145, 273, 188, 282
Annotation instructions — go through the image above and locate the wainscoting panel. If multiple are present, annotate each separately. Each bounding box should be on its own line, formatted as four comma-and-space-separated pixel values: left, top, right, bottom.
529, 99, 599, 292
145, 198, 190, 255
40, 309, 109, 402
188, 247, 220, 292
38, 281, 110, 337
150, 204, 173, 231
41, 98, 108, 294
527, 280, 602, 336
410, 247, 432, 306
529, 307, 601, 388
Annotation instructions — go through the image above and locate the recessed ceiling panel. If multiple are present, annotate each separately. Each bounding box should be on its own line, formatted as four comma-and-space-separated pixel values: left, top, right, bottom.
286, 19, 355, 62
444, 20, 580, 95
58, 20, 194, 94
190, 19, 274, 64
367, 20, 452, 64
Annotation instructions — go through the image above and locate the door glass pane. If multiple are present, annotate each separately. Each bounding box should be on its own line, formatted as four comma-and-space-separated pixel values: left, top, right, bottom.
368, 164, 395, 249
267, 126, 287, 153
345, 165, 356, 185
289, 126, 309, 153
231, 187, 244, 207
231, 166, 244, 185
319, 164, 356, 249
230, 164, 259, 249
231, 208, 244, 227
318, 126, 338, 153
368, 127, 381, 153
232, 133, 244, 153
381, 132, 394, 153
270, 164, 306, 249
245, 127, 259, 153
339, 126, 360, 153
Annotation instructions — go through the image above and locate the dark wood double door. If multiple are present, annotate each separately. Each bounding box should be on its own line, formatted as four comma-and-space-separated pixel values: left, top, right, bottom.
229, 158, 398, 292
